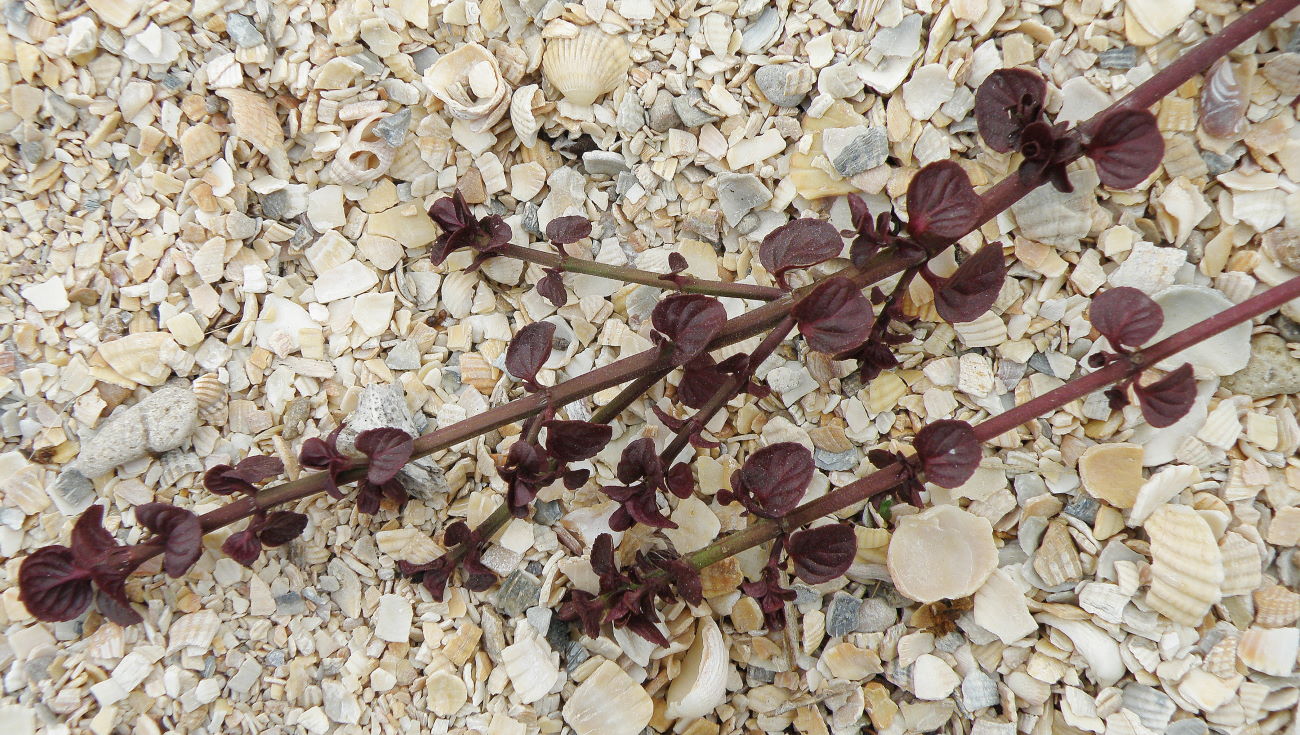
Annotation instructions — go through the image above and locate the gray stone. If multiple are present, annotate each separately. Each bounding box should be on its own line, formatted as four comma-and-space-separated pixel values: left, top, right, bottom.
411, 47, 440, 73
714, 172, 771, 226
265, 650, 286, 667
747, 666, 776, 684
276, 592, 307, 616
225, 211, 258, 240
1097, 46, 1138, 70
1224, 334, 1300, 397
1027, 351, 1054, 377
66, 386, 199, 488
532, 499, 564, 525
1201, 150, 1238, 177
480, 544, 523, 576
226, 13, 265, 47
262, 184, 308, 219
526, 606, 552, 635
824, 126, 888, 177
496, 569, 541, 617
1274, 316, 1300, 343
614, 171, 639, 199
615, 90, 646, 133
563, 640, 590, 671
50, 469, 94, 514
793, 584, 821, 612
337, 383, 447, 500
521, 202, 542, 238
857, 597, 897, 632
648, 90, 680, 132
754, 64, 810, 108
1062, 495, 1099, 525
385, 340, 422, 371
19, 141, 44, 164
582, 150, 629, 176
815, 448, 858, 472
672, 91, 719, 127
961, 671, 1000, 710
826, 592, 862, 637
372, 108, 411, 148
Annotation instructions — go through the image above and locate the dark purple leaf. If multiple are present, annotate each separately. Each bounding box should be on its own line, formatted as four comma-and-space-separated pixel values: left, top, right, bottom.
651, 294, 727, 366
70, 505, 121, 569
546, 215, 592, 245
1134, 363, 1197, 428
537, 271, 567, 307
678, 356, 728, 409
791, 277, 874, 355
544, 420, 613, 462
934, 242, 1006, 324
913, 419, 981, 489
723, 443, 814, 519
258, 511, 309, 546
506, 321, 557, 385
223, 455, 284, 484
428, 191, 514, 265
788, 524, 856, 584
758, 219, 844, 287
905, 161, 982, 249
18, 546, 94, 622
1085, 109, 1164, 189
95, 585, 143, 626
135, 503, 203, 578
563, 468, 590, 490
623, 616, 671, 647
616, 437, 660, 485
1090, 286, 1163, 348
222, 529, 262, 567
299, 427, 349, 499
666, 462, 694, 499
355, 428, 414, 485
668, 252, 688, 274
974, 68, 1047, 153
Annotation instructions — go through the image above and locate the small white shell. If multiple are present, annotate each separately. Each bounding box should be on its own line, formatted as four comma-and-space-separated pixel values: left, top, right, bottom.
1219, 531, 1263, 597
1200, 59, 1248, 139
1237, 627, 1299, 676
426, 43, 510, 131
1143, 505, 1223, 626
1039, 615, 1125, 687
562, 660, 653, 735
542, 27, 630, 106
701, 13, 735, 57
439, 271, 479, 319
167, 610, 220, 652
387, 139, 434, 181
328, 113, 396, 184
509, 84, 546, 147
888, 505, 998, 603
1150, 286, 1252, 376
501, 621, 560, 704
665, 617, 728, 720
953, 312, 1006, 347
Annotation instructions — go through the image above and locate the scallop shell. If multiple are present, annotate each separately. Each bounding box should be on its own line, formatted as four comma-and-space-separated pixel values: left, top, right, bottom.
1197, 397, 1244, 449
1237, 627, 1299, 676
1253, 584, 1300, 628
509, 84, 546, 147
1143, 504, 1223, 626
666, 617, 728, 720
1213, 270, 1257, 304
1129, 464, 1200, 525
1219, 531, 1263, 597
426, 43, 510, 131
562, 659, 653, 735
439, 271, 478, 319
166, 610, 220, 652
7, 464, 51, 514
1150, 286, 1252, 376
1200, 59, 1248, 139
159, 449, 203, 488
501, 621, 560, 704
1120, 684, 1176, 731
888, 505, 998, 603
542, 27, 630, 106
192, 373, 227, 421
458, 352, 499, 395
1263, 52, 1300, 96
328, 113, 396, 184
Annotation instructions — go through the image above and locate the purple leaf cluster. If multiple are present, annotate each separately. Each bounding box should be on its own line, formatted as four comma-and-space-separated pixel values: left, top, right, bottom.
600, 437, 693, 530
738, 524, 856, 632
536, 215, 594, 307
428, 190, 512, 266
676, 352, 770, 409
651, 294, 728, 366
206, 454, 308, 566
354, 428, 415, 515
975, 68, 1163, 191
18, 506, 142, 625
499, 419, 611, 517
1087, 287, 1196, 427
718, 442, 814, 519
298, 427, 350, 499
398, 521, 497, 601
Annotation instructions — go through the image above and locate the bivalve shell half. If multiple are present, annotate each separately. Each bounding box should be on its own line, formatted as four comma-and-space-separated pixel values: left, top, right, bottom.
1237, 627, 1299, 676
562, 660, 652, 735
665, 617, 728, 720
426, 43, 510, 131
888, 505, 998, 603
1143, 505, 1223, 626
1150, 286, 1252, 376
542, 27, 630, 106
509, 84, 546, 147
1219, 531, 1263, 597
1252, 584, 1300, 628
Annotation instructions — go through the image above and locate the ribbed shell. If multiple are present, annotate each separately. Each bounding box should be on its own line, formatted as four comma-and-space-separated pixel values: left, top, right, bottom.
328, 113, 396, 184
541, 27, 630, 106
1200, 59, 1248, 138
1219, 531, 1263, 597
509, 84, 546, 147
1144, 505, 1223, 626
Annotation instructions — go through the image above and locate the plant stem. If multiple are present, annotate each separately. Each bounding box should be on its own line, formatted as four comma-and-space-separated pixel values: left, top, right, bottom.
496, 244, 785, 301
686, 275, 1300, 571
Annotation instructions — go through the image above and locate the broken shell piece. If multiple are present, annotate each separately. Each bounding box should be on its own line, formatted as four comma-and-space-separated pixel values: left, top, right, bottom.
501, 622, 560, 704
1219, 532, 1263, 597
99, 332, 181, 386
328, 113, 397, 185
1124, 0, 1193, 44
426, 43, 510, 132
1078, 443, 1144, 509
1150, 286, 1252, 376
972, 568, 1037, 644
510, 84, 546, 147
665, 617, 727, 720
1144, 505, 1222, 625
192, 372, 227, 420
1237, 627, 1299, 676
1129, 464, 1200, 525
562, 660, 652, 735
1200, 59, 1248, 139
1039, 616, 1125, 687
542, 28, 630, 106
888, 505, 998, 603
1253, 585, 1300, 627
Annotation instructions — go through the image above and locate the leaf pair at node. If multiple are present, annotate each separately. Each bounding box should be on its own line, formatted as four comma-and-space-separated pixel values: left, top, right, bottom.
398, 521, 497, 601
207, 454, 308, 566
1087, 287, 1197, 428
536, 215, 593, 308
867, 420, 982, 509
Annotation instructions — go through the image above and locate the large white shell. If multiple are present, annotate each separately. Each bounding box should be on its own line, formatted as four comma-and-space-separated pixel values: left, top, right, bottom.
1143, 504, 1223, 625
509, 84, 546, 147
1238, 627, 1299, 676
328, 113, 396, 184
426, 43, 510, 131
665, 617, 728, 720
888, 505, 998, 603
542, 28, 630, 106
501, 621, 559, 704
1150, 286, 1252, 376
562, 660, 652, 735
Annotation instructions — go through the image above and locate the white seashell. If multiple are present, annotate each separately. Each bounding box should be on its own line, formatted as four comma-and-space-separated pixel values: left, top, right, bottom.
953, 311, 1006, 346
1263, 52, 1300, 95
501, 621, 560, 704
426, 43, 510, 132
972, 568, 1038, 644
216, 88, 289, 177
1253, 584, 1300, 627
1039, 615, 1125, 687
1219, 531, 1263, 597
665, 617, 728, 720
1196, 397, 1244, 449
888, 505, 998, 603
82, 623, 125, 661
1130, 379, 1216, 467
192, 372, 226, 410
167, 610, 220, 652
1079, 582, 1132, 625
328, 114, 396, 184
542, 315, 578, 370
701, 13, 735, 57
912, 654, 961, 700
562, 660, 652, 735
1172, 435, 1221, 469
191, 238, 226, 284
1143, 505, 1222, 626
740, 7, 782, 53
439, 271, 478, 319
387, 139, 434, 181
1125, 0, 1193, 42
1150, 286, 1252, 376
99, 332, 180, 386
1120, 685, 1176, 731
1129, 465, 1200, 525
1033, 521, 1083, 587
1237, 627, 1298, 676
542, 27, 630, 106
1200, 59, 1248, 139
509, 84, 546, 147
426, 670, 468, 716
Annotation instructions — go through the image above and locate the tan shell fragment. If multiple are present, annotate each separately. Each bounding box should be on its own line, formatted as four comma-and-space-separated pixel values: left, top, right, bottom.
888, 505, 998, 603
1219, 531, 1263, 597
1143, 505, 1223, 626
99, 332, 180, 386
562, 660, 652, 735
542, 27, 630, 106
328, 114, 397, 185
1078, 443, 1145, 509
216, 88, 289, 177
665, 617, 728, 720
1034, 521, 1083, 587
191, 373, 227, 419
1238, 627, 1299, 676
509, 84, 547, 147
501, 622, 559, 704
1253, 584, 1300, 628
427, 43, 510, 131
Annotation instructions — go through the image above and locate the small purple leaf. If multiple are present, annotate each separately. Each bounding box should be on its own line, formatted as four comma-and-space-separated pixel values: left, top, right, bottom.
1134, 363, 1197, 428
791, 277, 874, 355
544, 420, 613, 462
135, 503, 203, 578
1089, 286, 1163, 348
1086, 109, 1164, 189
758, 219, 844, 287
725, 442, 814, 519
913, 419, 980, 489
506, 321, 557, 385
651, 294, 728, 366
18, 546, 94, 623
905, 161, 982, 249
934, 242, 1006, 324
222, 529, 263, 567
974, 68, 1047, 153
788, 524, 856, 584
545, 215, 593, 245
355, 428, 414, 485
536, 271, 568, 307
668, 252, 688, 274
258, 511, 309, 546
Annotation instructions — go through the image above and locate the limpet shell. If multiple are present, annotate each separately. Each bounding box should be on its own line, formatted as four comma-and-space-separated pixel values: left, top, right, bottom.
888, 505, 998, 603
1150, 286, 1252, 376
1143, 504, 1222, 626
426, 43, 510, 132
542, 27, 630, 106
328, 113, 396, 185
